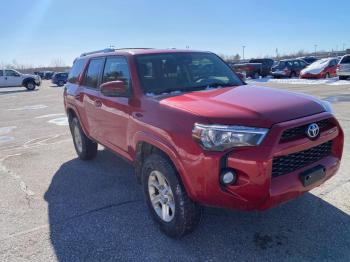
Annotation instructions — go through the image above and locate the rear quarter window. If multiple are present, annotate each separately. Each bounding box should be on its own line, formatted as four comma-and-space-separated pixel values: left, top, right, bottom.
68, 59, 87, 84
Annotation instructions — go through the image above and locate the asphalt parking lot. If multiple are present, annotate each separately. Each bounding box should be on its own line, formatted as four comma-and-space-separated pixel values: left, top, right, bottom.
0, 80, 349, 262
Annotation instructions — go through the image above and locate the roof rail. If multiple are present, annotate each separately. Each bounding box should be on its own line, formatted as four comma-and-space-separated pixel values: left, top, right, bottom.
116, 48, 153, 50
80, 48, 115, 57
80, 47, 154, 57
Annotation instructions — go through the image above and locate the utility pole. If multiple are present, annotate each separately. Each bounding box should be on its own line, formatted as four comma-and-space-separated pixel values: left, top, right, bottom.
275, 48, 279, 58
314, 44, 317, 57
242, 45, 245, 60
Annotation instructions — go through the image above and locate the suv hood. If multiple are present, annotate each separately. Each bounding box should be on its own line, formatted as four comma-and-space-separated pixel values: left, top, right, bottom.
159, 85, 325, 128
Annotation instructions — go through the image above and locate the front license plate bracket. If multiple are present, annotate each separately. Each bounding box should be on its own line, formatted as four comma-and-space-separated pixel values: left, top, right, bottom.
299, 165, 326, 187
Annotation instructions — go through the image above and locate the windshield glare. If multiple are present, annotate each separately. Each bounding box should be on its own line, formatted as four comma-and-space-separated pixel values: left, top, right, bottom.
135, 52, 243, 95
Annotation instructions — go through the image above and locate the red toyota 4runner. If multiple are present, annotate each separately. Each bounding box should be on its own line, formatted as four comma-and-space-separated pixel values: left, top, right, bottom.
64, 48, 344, 238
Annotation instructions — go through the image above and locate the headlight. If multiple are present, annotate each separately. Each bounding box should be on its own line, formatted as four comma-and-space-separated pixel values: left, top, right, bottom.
192, 123, 269, 151
320, 100, 333, 114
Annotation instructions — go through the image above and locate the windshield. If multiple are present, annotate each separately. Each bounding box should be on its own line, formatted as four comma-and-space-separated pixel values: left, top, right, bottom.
135, 52, 243, 95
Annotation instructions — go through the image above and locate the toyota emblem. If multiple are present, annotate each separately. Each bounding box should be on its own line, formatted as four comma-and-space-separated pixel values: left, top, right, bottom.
306, 123, 320, 139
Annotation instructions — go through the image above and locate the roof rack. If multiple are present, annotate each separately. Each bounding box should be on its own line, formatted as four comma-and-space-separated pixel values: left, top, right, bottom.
80, 48, 115, 57
80, 48, 153, 57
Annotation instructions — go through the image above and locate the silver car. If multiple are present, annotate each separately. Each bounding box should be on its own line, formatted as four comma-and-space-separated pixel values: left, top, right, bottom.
337, 55, 350, 80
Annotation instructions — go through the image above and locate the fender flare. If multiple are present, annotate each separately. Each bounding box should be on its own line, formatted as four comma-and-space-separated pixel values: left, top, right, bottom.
65, 105, 91, 138
132, 131, 197, 199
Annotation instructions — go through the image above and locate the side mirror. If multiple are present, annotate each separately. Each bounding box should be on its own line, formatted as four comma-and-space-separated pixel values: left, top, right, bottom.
100, 80, 129, 97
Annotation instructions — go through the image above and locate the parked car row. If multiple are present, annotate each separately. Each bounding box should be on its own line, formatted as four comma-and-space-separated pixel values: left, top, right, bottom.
34, 71, 55, 80
231, 54, 350, 80
231, 58, 274, 79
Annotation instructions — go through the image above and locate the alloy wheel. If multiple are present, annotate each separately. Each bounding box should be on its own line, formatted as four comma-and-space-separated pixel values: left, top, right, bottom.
148, 170, 175, 222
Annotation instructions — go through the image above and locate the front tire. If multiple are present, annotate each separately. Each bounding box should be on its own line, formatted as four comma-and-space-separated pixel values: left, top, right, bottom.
142, 154, 201, 238
70, 118, 97, 160
25, 81, 36, 91
58, 80, 64, 87
339, 75, 348, 80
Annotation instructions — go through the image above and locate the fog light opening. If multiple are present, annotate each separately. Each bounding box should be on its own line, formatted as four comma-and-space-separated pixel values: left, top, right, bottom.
220, 169, 237, 186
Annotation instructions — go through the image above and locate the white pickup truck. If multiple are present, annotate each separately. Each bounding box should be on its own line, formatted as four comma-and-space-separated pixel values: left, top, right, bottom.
0, 69, 41, 90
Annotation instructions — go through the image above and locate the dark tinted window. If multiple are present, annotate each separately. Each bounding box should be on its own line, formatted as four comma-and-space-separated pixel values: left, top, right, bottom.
82, 58, 105, 88
0, 70, 3, 77
135, 52, 242, 94
102, 56, 131, 89
329, 59, 338, 66
68, 59, 86, 83
340, 55, 350, 64
298, 60, 307, 67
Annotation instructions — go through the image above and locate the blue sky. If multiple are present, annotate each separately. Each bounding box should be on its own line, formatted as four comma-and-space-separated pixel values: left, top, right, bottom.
1, 0, 349, 67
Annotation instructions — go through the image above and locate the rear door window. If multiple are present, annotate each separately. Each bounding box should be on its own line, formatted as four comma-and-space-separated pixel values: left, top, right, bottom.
0, 70, 3, 77
82, 58, 105, 88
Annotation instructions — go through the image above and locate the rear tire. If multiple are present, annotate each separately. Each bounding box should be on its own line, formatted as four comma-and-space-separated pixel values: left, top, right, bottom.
325, 73, 330, 79
58, 80, 64, 87
70, 118, 97, 160
290, 72, 297, 78
142, 153, 201, 238
25, 81, 36, 91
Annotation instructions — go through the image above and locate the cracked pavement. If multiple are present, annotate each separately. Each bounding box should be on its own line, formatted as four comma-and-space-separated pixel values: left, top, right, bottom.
0, 80, 349, 261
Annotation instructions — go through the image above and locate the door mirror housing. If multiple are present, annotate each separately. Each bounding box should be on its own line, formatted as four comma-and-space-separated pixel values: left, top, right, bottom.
100, 80, 129, 97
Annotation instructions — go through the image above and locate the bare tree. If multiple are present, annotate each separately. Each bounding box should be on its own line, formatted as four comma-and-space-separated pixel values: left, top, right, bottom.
50, 58, 66, 67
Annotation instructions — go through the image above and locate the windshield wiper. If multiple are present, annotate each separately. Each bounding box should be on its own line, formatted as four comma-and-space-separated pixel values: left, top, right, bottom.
192, 82, 239, 90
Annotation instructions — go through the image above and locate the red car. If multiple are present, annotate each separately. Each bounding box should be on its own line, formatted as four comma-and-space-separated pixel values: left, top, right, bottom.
300, 58, 339, 79
64, 48, 344, 238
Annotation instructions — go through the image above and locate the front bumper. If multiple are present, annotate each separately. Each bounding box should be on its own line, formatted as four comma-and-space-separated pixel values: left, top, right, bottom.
182, 113, 343, 211
35, 78, 41, 86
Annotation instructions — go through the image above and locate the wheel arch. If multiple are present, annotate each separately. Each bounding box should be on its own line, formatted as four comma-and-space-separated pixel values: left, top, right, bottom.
133, 133, 196, 200
22, 77, 36, 86
66, 106, 90, 137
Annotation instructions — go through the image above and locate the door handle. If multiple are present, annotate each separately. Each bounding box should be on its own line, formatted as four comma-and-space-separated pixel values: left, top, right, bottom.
94, 100, 102, 107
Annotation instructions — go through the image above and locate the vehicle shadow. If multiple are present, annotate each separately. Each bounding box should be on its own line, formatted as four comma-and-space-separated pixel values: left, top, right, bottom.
44, 149, 350, 261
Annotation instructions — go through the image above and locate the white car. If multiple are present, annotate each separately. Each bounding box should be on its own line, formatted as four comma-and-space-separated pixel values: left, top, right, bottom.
0, 69, 41, 90
337, 55, 350, 80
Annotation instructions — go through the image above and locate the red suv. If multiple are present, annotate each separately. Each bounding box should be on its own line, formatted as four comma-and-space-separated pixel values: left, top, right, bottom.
64, 48, 344, 238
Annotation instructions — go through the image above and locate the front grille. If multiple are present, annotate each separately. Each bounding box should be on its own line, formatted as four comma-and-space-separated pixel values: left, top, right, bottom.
280, 119, 333, 143
272, 140, 333, 178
